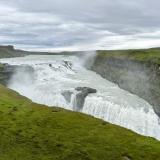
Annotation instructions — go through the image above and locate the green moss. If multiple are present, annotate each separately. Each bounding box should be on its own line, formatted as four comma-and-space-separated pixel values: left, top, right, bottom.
97, 48, 160, 64
0, 84, 160, 160
0, 63, 4, 69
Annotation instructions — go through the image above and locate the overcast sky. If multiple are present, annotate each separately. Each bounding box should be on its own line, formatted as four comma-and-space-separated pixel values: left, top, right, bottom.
0, 0, 160, 51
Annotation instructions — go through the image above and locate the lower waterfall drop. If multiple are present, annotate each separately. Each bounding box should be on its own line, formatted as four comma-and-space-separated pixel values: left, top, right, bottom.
82, 95, 160, 139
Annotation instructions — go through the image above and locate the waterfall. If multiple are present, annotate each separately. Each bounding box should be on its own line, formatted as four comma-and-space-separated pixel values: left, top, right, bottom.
0, 54, 160, 140
83, 95, 160, 139
70, 91, 79, 111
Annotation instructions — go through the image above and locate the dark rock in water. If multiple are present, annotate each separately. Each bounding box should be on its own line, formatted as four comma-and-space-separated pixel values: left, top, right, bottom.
74, 87, 97, 111
63, 61, 72, 70
75, 87, 97, 94
61, 91, 73, 103
61, 87, 97, 111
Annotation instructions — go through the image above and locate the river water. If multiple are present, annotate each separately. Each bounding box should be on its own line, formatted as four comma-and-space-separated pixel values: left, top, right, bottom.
0, 54, 160, 140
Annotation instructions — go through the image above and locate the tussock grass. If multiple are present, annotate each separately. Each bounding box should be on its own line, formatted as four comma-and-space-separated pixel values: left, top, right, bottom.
97, 48, 160, 64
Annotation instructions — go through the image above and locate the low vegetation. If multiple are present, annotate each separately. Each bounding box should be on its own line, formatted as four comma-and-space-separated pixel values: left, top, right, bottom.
97, 48, 160, 64
93, 48, 160, 117
0, 85, 160, 160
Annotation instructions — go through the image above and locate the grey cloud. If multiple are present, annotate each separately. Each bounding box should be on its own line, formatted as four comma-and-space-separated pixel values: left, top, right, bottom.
5, 0, 160, 27
0, 0, 160, 50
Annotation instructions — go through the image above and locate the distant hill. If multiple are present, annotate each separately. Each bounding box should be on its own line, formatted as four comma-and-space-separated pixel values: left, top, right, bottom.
0, 45, 28, 58
0, 45, 78, 58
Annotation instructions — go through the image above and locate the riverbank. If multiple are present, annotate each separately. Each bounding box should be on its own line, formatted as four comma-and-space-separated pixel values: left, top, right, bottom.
0, 84, 160, 160
92, 48, 160, 117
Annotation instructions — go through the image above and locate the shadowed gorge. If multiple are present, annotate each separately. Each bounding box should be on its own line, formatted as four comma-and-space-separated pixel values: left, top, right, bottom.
92, 49, 160, 117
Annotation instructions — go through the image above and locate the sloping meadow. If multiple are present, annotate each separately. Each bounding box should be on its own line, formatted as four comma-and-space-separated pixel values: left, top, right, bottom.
0, 85, 160, 160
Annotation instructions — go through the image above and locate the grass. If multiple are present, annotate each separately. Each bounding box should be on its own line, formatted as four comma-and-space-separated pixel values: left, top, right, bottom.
97, 48, 160, 64
0, 46, 26, 58
0, 85, 160, 160
0, 63, 4, 69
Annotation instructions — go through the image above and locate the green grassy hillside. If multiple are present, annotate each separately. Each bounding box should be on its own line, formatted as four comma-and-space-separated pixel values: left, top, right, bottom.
0, 45, 26, 58
97, 48, 160, 64
0, 85, 160, 160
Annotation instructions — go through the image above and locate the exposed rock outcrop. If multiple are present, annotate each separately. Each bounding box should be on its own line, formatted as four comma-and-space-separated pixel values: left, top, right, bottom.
73, 87, 97, 111
63, 61, 72, 70
62, 87, 97, 111
0, 64, 15, 85
92, 55, 160, 117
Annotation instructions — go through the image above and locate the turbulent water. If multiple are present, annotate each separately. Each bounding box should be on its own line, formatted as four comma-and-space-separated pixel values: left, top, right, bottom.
0, 53, 160, 140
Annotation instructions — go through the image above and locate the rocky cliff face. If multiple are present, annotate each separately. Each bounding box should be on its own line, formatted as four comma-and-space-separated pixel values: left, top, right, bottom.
0, 63, 34, 86
92, 55, 160, 117
0, 64, 15, 85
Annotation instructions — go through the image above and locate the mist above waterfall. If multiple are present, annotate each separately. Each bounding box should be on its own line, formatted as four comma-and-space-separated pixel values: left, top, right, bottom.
8, 65, 35, 87
76, 51, 97, 69
0, 53, 160, 140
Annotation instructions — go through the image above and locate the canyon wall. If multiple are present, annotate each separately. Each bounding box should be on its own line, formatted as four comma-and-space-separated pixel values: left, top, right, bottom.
92, 50, 160, 117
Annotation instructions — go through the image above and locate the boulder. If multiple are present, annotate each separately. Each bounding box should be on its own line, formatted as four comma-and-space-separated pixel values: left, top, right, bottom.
75, 87, 97, 94
63, 61, 72, 70
61, 87, 97, 111
74, 87, 97, 111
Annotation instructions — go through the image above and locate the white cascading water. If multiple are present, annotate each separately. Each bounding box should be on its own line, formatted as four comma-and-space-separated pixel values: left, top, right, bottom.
0, 53, 160, 140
